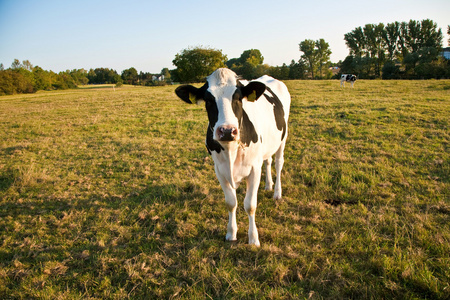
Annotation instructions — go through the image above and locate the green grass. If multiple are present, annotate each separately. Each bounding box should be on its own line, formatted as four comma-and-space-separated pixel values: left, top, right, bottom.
1, 80, 449, 299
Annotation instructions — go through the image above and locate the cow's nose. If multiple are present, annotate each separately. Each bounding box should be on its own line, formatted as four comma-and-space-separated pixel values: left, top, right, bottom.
217, 125, 238, 141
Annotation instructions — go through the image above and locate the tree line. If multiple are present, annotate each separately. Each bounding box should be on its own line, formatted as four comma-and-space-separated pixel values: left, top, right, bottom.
172, 20, 448, 82
0, 60, 172, 95
1, 19, 448, 95
341, 19, 449, 79
170, 47, 309, 82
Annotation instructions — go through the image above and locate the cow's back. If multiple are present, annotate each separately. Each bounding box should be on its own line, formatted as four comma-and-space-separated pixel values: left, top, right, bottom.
241, 76, 290, 159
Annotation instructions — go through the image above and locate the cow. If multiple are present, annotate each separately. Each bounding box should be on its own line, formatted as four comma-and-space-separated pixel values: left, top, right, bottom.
340, 74, 357, 87
175, 68, 291, 246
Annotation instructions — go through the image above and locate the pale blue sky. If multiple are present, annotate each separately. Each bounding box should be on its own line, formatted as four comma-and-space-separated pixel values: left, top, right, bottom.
0, 0, 448, 73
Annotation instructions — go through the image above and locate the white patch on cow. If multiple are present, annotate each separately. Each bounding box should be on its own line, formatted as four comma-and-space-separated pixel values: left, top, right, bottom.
207, 69, 240, 141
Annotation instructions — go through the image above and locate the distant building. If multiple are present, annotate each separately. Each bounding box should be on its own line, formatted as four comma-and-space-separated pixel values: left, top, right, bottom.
441, 47, 450, 60
152, 75, 165, 81
329, 66, 340, 76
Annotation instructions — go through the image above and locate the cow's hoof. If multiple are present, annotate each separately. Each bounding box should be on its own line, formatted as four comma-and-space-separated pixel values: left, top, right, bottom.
225, 234, 237, 242
249, 240, 260, 247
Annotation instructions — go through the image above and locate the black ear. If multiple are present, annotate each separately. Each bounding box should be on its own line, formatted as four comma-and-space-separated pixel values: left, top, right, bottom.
175, 85, 200, 104
242, 81, 266, 102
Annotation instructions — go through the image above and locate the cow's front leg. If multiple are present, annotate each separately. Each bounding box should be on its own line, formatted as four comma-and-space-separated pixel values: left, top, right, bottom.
244, 165, 262, 246
217, 172, 238, 241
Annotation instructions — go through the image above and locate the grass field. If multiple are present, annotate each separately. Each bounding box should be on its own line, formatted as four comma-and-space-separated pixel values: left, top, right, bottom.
0, 80, 449, 299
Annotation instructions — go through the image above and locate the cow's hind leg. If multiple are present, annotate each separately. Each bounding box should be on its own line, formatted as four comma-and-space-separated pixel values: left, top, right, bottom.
274, 141, 286, 200
264, 157, 274, 191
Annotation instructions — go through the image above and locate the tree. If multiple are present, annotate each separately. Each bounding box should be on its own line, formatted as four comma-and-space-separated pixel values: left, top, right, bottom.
226, 49, 264, 79
315, 39, 332, 78
299, 39, 331, 79
383, 22, 400, 61
363, 23, 386, 78
288, 59, 306, 79
172, 46, 227, 82
33, 66, 52, 90
11, 59, 22, 69
122, 68, 138, 85
239, 49, 264, 67
344, 27, 366, 58
299, 39, 318, 78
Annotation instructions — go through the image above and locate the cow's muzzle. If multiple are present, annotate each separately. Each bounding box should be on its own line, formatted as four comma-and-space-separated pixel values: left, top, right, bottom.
217, 125, 238, 142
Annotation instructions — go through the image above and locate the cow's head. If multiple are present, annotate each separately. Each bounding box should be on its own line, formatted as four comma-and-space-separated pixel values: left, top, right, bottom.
175, 68, 266, 144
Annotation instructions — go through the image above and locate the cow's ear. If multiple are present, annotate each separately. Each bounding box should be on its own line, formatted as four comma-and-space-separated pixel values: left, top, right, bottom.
242, 82, 266, 102
175, 85, 201, 104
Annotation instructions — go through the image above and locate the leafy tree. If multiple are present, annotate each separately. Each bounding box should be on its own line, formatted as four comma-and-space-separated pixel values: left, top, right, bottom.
299, 39, 318, 78
299, 39, 331, 79
225, 49, 265, 80
87, 68, 121, 84
0, 70, 16, 95
11, 59, 22, 69
225, 58, 240, 69
33, 66, 52, 90
122, 67, 139, 84
172, 46, 227, 82
383, 22, 401, 61
364, 23, 386, 77
22, 60, 33, 71
315, 39, 332, 78
239, 49, 264, 67
344, 27, 366, 58
288, 59, 306, 79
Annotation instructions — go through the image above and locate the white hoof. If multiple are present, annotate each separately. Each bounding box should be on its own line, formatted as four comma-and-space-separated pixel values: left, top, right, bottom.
274, 191, 282, 200
226, 233, 237, 242
249, 238, 260, 247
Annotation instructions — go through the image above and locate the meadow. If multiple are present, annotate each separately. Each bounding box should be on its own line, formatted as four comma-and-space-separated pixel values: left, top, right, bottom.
0, 80, 449, 299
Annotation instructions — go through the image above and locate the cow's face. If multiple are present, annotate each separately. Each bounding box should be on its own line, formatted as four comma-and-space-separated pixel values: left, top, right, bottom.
175, 68, 265, 145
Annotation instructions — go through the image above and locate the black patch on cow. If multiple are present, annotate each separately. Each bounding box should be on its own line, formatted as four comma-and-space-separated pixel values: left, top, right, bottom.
204, 90, 218, 129
264, 87, 286, 140
345, 74, 356, 82
231, 89, 258, 147
175, 82, 210, 104
242, 81, 266, 101
206, 124, 224, 154
203, 86, 227, 154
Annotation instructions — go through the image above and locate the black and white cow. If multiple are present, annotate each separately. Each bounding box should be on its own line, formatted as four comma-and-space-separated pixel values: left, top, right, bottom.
175, 68, 291, 246
340, 74, 357, 87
